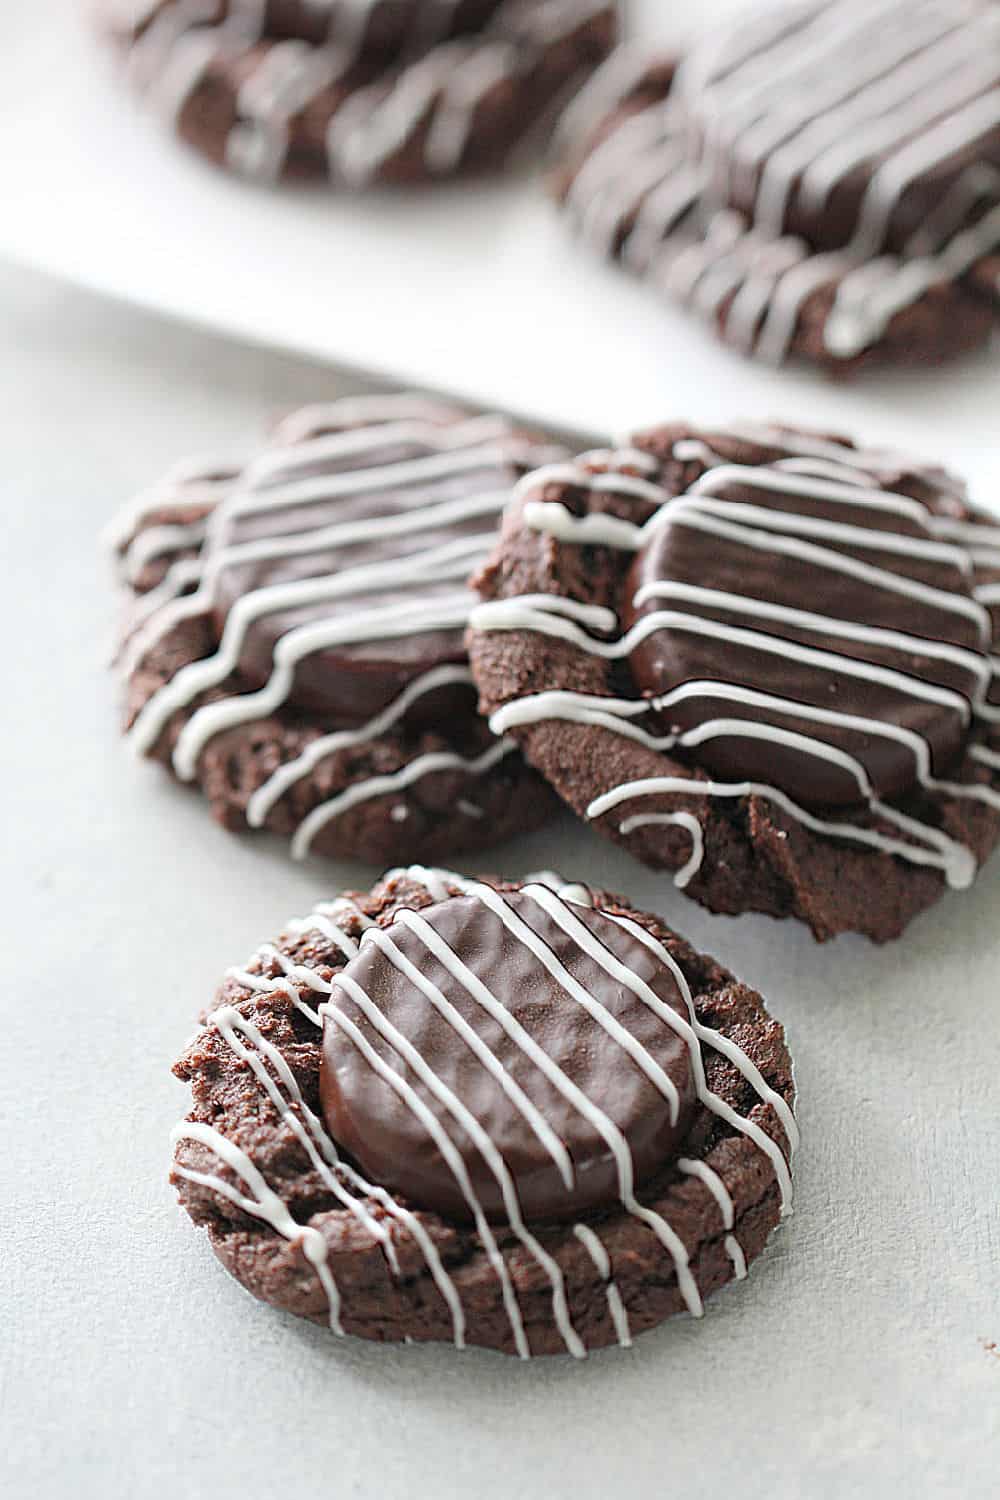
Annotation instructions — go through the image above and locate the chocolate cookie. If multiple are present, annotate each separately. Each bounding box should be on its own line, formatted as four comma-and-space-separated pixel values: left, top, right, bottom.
107, 0, 620, 186
468, 423, 1000, 942
171, 867, 797, 1357
109, 393, 561, 864
556, 19, 1000, 373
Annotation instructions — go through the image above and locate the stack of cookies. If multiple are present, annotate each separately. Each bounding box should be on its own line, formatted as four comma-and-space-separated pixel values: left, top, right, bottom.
109, 384, 1000, 1357
100, 0, 1000, 1365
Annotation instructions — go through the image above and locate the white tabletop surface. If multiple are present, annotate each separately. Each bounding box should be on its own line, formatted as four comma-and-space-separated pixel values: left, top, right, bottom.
2, 259, 999, 1499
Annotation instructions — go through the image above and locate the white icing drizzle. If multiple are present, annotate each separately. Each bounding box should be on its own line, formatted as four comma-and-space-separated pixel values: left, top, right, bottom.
122, 519, 209, 583
656, 508, 989, 642
118, 557, 206, 653
209, 1004, 397, 1261
591, 772, 976, 890
515, 456, 669, 511
123, 426, 538, 686
572, 1223, 632, 1348
270, 393, 473, 441
562, 89, 702, 263
171, 1118, 346, 1334
630, 584, 994, 707
521, 464, 993, 641
226, 39, 349, 181
245, 663, 476, 826
656, 206, 1000, 364
475, 597, 980, 727
619, 813, 704, 889
725, 1234, 748, 1280
521, 869, 594, 905
708, 423, 967, 487
179, 869, 793, 1350
677, 1157, 746, 1280
326, 37, 499, 184
522, 452, 996, 660
552, 37, 658, 155
826, 202, 1000, 357
104, 450, 240, 547
562, 91, 689, 257
972, 745, 1000, 772
289, 737, 515, 858
678, 1157, 735, 1229
116, 399, 561, 847
161, 580, 477, 775
107, 453, 242, 598
472, 450, 1000, 888
748, 11, 989, 237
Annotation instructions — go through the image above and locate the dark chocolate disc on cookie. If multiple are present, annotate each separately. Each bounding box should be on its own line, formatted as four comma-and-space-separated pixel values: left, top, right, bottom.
320, 888, 697, 1222
208, 405, 547, 724
623, 461, 989, 807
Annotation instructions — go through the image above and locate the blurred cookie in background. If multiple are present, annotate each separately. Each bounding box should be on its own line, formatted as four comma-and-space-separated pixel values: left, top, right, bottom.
100, 0, 621, 187
555, 2, 1000, 375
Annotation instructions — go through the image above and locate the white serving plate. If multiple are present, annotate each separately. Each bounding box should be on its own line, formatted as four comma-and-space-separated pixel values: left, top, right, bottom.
2, 0, 999, 479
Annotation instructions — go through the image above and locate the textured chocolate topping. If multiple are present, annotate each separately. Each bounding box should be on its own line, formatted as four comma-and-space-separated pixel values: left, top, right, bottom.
678, 0, 1000, 255
208, 411, 554, 725
623, 463, 989, 808
319, 889, 697, 1223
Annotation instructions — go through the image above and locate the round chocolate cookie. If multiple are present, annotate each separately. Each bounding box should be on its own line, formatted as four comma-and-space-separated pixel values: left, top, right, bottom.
109, 392, 562, 863
171, 867, 797, 1357
555, 37, 1000, 373
467, 423, 1000, 942
106, 0, 620, 186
